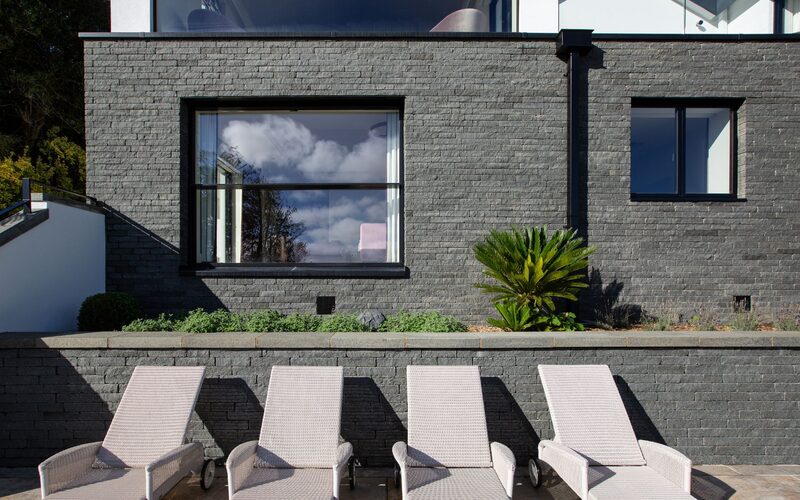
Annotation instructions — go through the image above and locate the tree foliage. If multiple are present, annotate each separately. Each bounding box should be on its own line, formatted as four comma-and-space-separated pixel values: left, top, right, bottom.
0, 0, 108, 205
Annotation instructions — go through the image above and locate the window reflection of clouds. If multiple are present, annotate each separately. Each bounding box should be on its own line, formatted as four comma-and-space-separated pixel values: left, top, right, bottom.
288, 191, 387, 262
219, 113, 387, 183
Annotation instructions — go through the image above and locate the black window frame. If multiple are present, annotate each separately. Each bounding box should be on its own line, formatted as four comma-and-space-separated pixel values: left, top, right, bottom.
630, 97, 744, 202
183, 97, 407, 279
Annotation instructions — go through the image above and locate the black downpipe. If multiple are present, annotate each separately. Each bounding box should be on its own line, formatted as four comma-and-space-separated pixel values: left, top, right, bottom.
556, 30, 593, 238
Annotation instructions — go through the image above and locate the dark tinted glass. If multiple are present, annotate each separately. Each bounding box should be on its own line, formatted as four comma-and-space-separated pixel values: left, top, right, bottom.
631, 108, 677, 194
158, 0, 509, 33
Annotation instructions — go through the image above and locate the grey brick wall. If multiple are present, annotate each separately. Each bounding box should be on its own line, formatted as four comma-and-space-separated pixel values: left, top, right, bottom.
83, 37, 800, 322
1, 346, 798, 466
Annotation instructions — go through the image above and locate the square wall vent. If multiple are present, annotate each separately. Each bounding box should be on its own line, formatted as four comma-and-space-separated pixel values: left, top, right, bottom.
733, 295, 751, 312
316, 296, 336, 315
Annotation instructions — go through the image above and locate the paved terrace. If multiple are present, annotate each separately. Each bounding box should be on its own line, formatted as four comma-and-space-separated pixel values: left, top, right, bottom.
2, 465, 800, 499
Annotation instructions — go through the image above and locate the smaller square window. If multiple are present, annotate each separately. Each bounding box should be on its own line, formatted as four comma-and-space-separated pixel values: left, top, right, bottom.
631, 99, 739, 201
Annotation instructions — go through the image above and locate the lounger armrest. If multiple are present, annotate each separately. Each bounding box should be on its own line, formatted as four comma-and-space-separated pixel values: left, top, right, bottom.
39, 441, 102, 496
392, 442, 408, 499
226, 440, 258, 497
491, 442, 516, 498
538, 440, 589, 500
145, 442, 204, 500
335, 442, 353, 470
332, 442, 353, 500
639, 440, 692, 493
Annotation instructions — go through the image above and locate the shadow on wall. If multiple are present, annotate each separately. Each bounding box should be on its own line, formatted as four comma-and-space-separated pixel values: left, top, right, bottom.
614, 375, 664, 444
0, 350, 113, 496
582, 268, 647, 327
102, 203, 225, 315
482, 377, 541, 461
194, 378, 263, 459
342, 377, 405, 467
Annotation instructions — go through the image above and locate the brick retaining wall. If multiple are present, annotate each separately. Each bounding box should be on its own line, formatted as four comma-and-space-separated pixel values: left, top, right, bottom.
0, 332, 797, 467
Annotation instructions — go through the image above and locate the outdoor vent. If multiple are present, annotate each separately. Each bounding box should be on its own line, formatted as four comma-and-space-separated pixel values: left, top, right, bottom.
316, 296, 336, 315
733, 295, 751, 312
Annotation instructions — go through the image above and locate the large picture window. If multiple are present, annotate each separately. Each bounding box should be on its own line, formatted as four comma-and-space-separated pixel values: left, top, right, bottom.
631, 99, 739, 200
192, 106, 402, 273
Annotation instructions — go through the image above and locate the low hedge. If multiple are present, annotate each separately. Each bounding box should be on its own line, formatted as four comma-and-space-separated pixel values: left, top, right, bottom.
121, 309, 467, 333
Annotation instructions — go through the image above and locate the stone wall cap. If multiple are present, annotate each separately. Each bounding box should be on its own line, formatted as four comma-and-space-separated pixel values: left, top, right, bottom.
1, 330, 799, 349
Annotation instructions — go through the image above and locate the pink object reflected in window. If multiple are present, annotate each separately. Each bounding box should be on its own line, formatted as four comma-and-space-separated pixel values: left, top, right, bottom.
358, 223, 387, 262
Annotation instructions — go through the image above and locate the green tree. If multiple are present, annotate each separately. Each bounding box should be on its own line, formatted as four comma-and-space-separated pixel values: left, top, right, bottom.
0, 0, 108, 203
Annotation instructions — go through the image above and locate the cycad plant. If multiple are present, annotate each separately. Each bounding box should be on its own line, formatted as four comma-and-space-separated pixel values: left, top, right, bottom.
473, 226, 594, 314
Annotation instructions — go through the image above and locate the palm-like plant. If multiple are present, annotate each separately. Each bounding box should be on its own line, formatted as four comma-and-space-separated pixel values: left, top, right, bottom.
473, 226, 594, 313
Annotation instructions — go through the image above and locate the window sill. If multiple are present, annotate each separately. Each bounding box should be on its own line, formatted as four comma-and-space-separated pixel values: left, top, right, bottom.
630, 194, 746, 202
180, 265, 409, 279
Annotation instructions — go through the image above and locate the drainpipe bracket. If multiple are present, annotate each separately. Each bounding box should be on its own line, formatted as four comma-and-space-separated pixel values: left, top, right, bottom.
556, 29, 593, 60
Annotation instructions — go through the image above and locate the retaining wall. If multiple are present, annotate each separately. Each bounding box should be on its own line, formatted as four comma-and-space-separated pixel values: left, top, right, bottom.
0, 331, 798, 466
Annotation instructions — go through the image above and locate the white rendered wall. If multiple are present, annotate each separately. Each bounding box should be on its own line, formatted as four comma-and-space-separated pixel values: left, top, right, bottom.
0, 202, 105, 332
111, 0, 152, 32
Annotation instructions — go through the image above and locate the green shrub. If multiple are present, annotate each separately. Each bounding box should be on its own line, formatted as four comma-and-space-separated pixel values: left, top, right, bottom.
531, 311, 584, 332
244, 310, 284, 332
488, 300, 536, 331
275, 313, 323, 332
177, 309, 245, 333
644, 315, 673, 331
122, 313, 178, 332
473, 226, 594, 313
689, 313, 717, 331
729, 311, 760, 331
77, 292, 140, 331
775, 315, 800, 331
489, 301, 584, 332
317, 314, 370, 332
379, 311, 467, 333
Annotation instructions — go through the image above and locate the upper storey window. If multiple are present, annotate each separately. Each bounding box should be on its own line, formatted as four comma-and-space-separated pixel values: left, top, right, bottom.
521, 0, 796, 34
156, 0, 512, 33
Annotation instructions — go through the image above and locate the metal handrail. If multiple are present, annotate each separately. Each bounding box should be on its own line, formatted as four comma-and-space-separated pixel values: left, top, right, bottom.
0, 178, 98, 224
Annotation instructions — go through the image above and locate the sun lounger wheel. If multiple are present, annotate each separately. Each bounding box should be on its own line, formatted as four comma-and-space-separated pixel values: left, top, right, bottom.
529, 457, 541, 488
201, 459, 215, 490
349, 457, 356, 489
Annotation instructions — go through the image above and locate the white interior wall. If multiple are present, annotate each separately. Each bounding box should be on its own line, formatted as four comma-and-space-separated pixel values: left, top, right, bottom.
518, 0, 559, 32
518, 0, 775, 34
0, 202, 106, 332
786, 0, 800, 32
558, 0, 685, 33
111, 0, 152, 32
706, 109, 731, 193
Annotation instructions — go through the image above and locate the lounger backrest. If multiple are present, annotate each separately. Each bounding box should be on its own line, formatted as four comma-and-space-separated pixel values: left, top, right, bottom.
406, 365, 492, 467
93, 366, 206, 468
538, 365, 645, 466
255, 366, 343, 468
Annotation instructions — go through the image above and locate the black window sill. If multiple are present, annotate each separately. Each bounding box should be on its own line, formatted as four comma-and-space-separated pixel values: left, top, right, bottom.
180, 265, 409, 279
630, 194, 746, 202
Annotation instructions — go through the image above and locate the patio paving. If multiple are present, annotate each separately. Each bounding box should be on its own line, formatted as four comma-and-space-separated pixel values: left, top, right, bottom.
2, 465, 799, 499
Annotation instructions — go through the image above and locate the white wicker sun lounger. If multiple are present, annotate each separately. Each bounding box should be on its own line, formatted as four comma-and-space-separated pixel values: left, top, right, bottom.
393, 365, 515, 500
38, 365, 213, 500
534, 364, 695, 500
226, 366, 354, 500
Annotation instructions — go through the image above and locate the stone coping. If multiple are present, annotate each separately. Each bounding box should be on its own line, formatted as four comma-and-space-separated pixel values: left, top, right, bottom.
0, 330, 798, 349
